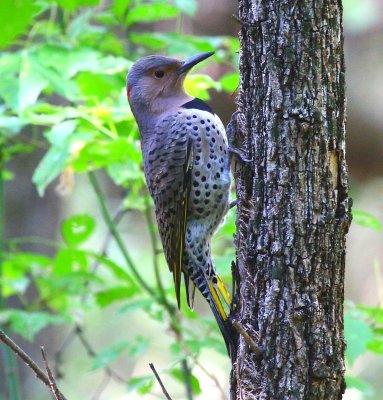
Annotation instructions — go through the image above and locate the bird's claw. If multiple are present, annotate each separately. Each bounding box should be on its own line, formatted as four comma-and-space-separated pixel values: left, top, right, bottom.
228, 146, 252, 163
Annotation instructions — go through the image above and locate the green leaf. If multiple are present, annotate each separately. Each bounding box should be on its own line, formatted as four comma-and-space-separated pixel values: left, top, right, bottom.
345, 375, 374, 396
96, 286, 139, 307
61, 214, 96, 247
113, 0, 132, 19
57, 0, 100, 12
127, 376, 154, 395
184, 74, 221, 100
0, 0, 36, 50
32, 120, 78, 196
91, 340, 130, 370
0, 52, 21, 110
366, 338, 383, 354
54, 249, 88, 275
357, 305, 383, 325
344, 311, 374, 366
220, 72, 239, 93
126, 3, 179, 25
352, 210, 382, 231
0, 310, 68, 341
170, 368, 202, 394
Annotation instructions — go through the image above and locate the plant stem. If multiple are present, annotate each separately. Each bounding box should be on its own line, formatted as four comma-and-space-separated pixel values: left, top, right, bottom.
0, 143, 21, 400
88, 171, 155, 297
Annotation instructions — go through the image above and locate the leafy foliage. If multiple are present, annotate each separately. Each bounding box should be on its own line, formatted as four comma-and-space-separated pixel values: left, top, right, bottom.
0, 0, 237, 399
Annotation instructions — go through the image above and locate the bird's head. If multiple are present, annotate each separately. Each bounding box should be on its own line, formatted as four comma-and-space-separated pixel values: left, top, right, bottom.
127, 52, 214, 118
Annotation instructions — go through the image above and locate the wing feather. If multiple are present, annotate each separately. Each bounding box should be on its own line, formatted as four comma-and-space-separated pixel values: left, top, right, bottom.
143, 116, 194, 309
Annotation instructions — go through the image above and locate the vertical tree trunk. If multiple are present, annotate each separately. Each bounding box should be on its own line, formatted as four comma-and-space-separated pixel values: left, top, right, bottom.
230, 1, 352, 399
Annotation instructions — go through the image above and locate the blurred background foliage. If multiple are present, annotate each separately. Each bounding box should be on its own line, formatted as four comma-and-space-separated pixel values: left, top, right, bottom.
0, 0, 382, 399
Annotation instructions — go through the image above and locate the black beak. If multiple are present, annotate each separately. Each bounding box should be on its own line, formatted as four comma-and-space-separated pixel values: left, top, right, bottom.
177, 51, 214, 74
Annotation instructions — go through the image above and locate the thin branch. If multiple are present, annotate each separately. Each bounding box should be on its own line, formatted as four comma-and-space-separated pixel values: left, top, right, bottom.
88, 171, 156, 297
149, 363, 173, 400
232, 320, 262, 358
0, 330, 67, 400
40, 347, 64, 400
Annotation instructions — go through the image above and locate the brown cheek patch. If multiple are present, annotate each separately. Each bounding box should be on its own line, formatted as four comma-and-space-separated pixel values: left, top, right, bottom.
127, 85, 131, 101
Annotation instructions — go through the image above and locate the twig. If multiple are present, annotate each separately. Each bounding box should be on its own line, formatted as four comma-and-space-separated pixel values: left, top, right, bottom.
149, 363, 173, 400
0, 330, 67, 400
40, 347, 64, 400
232, 320, 263, 358
88, 171, 156, 297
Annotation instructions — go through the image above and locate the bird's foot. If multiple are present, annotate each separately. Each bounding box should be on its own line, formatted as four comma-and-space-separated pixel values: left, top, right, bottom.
229, 146, 252, 164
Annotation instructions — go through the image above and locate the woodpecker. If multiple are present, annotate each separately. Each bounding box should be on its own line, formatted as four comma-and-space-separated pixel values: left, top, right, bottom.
127, 52, 234, 359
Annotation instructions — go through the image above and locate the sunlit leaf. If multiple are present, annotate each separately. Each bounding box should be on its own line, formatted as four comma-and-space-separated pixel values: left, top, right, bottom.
352, 210, 382, 231
56, 0, 100, 12
96, 286, 139, 307
0, 310, 69, 341
184, 74, 221, 100
0, 0, 36, 50
171, 368, 202, 394
220, 72, 239, 93
61, 214, 96, 247
54, 248, 88, 275
32, 120, 78, 196
344, 311, 373, 366
127, 376, 154, 395
126, 3, 179, 26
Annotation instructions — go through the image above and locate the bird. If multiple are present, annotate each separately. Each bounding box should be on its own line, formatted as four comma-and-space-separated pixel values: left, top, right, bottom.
126, 52, 235, 359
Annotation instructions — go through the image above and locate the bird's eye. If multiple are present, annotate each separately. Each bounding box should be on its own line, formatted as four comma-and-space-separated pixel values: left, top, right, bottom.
154, 70, 165, 78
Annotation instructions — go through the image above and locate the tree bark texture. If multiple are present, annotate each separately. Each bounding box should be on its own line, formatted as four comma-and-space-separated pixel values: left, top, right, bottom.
230, 1, 352, 399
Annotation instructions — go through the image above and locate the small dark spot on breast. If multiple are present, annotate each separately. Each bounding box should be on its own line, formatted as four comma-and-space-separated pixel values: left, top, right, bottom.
197, 207, 204, 214
195, 171, 200, 176
212, 137, 216, 143
206, 127, 210, 132
213, 184, 217, 189
193, 115, 197, 118
207, 163, 211, 169
216, 172, 220, 178
193, 181, 198, 187
201, 120, 205, 124
193, 126, 198, 131
201, 176, 206, 182
195, 190, 201, 196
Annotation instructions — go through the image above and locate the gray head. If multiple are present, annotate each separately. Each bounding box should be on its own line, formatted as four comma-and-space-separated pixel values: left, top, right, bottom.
127, 52, 214, 129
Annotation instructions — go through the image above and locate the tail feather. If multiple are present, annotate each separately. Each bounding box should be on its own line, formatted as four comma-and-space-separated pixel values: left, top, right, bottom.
207, 281, 236, 362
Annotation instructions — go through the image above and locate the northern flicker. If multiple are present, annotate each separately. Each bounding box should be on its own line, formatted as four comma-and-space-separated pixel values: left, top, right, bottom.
127, 52, 234, 358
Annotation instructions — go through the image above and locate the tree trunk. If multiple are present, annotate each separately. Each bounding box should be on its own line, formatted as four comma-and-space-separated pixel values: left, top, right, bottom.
230, 1, 352, 399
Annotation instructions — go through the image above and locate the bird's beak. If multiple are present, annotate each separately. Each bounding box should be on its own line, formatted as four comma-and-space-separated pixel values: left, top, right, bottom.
177, 51, 215, 74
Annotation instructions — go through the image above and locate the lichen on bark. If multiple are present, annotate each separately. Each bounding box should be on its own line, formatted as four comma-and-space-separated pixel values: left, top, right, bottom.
230, 1, 352, 399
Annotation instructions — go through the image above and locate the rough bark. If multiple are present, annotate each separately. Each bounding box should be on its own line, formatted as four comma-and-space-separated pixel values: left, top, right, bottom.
230, 1, 352, 399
